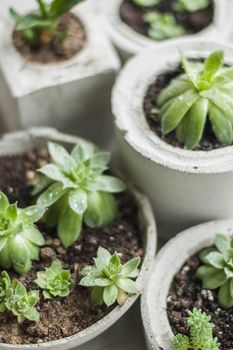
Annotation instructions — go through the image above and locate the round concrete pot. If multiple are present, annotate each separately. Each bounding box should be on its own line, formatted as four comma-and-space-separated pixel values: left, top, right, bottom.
141, 219, 233, 350
100, 0, 233, 60
0, 127, 157, 350
112, 39, 233, 240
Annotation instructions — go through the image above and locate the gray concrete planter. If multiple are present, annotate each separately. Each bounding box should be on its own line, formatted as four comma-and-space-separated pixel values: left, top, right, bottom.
100, 0, 233, 60
141, 219, 233, 350
113, 39, 233, 240
0, 0, 120, 148
0, 128, 157, 350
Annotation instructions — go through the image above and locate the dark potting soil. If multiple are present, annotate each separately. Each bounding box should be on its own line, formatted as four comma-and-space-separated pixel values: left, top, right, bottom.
12, 13, 86, 64
167, 254, 233, 350
0, 149, 143, 344
143, 66, 227, 151
119, 0, 214, 38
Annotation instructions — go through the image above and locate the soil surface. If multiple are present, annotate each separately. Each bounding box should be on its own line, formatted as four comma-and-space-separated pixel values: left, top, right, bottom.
12, 13, 86, 64
167, 254, 233, 350
143, 66, 227, 151
120, 0, 214, 39
0, 149, 143, 344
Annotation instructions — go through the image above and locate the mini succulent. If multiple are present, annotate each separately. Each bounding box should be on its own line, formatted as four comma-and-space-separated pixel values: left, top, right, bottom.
143, 11, 185, 40
80, 247, 140, 307
4, 278, 40, 323
155, 50, 233, 149
0, 271, 11, 312
173, 308, 220, 350
133, 0, 160, 7
10, 0, 84, 47
0, 192, 45, 274
34, 142, 125, 248
196, 233, 233, 309
173, 0, 210, 13
35, 260, 74, 299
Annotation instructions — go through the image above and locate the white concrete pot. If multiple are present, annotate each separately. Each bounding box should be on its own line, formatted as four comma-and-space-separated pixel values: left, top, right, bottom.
113, 39, 233, 240
0, 127, 157, 350
0, 0, 120, 148
141, 219, 233, 350
100, 0, 233, 60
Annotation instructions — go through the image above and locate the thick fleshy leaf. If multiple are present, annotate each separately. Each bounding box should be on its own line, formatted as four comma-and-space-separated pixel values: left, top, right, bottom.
20, 205, 45, 224
203, 269, 226, 289
50, 0, 83, 18
91, 287, 104, 305
204, 252, 226, 269
88, 176, 126, 193
24, 308, 39, 322
89, 152, 110, 170
68, 189, 87, 215
6, 204, 17, 222
224, 267, 233, 279
196, 265, 216, 279
71, 141, 95, 163
8, 236, 31, 274
16, 14, 54, 31
116, 278, 138, 294
181, 54, 199, 88
38, 164, 75, 189
103, 284, 118, 307
97, 247, 112, 263
203, 50, 224, 81
45, 196, 66, 228
79, 276, 99, 287
122, 257, 140, 277
157, 79, 193, 106
25, 241, 40, 260
0, 237, 7, 253
48, 142, 75, 170
202, 89, 233, 124
117, 289, 128, 305
21, 226, 45, 246
0, 192, 9, 213
208, 103, 233, 146
94, 278, 112, 287
37, 182, 66, 207
215, 234, 231, 254
218, 280, 233, 309
58, 206, 82, 248
0, 244, 11, 269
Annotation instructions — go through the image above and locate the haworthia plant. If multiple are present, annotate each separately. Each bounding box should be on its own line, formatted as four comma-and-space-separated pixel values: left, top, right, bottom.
34, 142, 125, 248
173, 0, 210, 13
0, 192, 45, 274
196, 233, 233, 309
156, 50, 233, 149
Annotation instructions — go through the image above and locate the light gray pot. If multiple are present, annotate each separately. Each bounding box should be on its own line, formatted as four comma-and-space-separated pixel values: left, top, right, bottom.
141, 219, 233, 350
112, 38, 233, 241
0, 0, 120, 149
0, 128, 157, 350
100, 0, 233, 61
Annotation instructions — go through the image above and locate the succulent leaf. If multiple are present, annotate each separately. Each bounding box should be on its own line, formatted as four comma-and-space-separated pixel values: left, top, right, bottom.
173, 0, 210, 12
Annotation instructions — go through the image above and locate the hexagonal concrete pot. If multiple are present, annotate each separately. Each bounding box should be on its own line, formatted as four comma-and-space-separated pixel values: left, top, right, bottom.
141, 219, 233, 350
0, 0, 120, 148
112, 39, 233, 240
0, 127, 157, 350
100, 0, 233, 60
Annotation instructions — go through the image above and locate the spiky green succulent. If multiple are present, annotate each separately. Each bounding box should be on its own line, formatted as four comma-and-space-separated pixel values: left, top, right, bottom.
34, 142, 125, 248
173, 0, 210, 13
155, 50, 233, 149
0, 192, 45, 274
196, 233, 233, 309
80, 247, 140, 307
173, 308, 220, 350
35, 259, 74, 299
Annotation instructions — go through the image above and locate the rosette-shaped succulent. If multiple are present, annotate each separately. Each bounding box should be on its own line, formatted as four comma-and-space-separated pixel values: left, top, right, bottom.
35, 142, 125, 248
0, 192, 45, 274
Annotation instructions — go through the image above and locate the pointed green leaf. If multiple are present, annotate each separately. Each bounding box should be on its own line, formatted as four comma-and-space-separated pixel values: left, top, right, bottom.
21, 226, 45, 246
91, 287, 104, 305
215, 234, 231, 254
0, 192, 9, 213
204, 252, 226, 269
116, 278, 139, 294
196, 265, 216, 280
103, 284, 118, 307
208, 103, 233, 146
71, 141, 95, 162
8, 236, 31, 274
203, 50, 224, 81
38, 164, 75, 189
218, 280, 233, 309
48, 142, 75, 170
203, 269, 226, 289
58, 206, 82, 248
68, 189, 87, 215
20, 205, 45, 224
157, 79, 193, 106
37, 182, 66, 207
88, 175, 126, 193
122, 257, 140, 277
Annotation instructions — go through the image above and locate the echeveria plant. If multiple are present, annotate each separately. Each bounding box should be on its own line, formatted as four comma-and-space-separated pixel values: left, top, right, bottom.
143, 11, 184, 40
35, 260, 74, 299
10, 0, 84, 47
173, 308, 220, 350
0, 192, 45, 274
196, 234, 233, 309
0, 271, 11, 312
80, 247, 140, 307
35, 142, 125, 248
173, 0, 210, 13
133, 0, 160, 7
156, 50, 233, 149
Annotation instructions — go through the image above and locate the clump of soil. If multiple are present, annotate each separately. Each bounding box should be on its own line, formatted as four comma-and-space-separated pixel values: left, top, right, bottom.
167, 254, 233, 350
120, 0, 214, 38
143, 66, 227, 151
0, 149, 143, 344
12, 13, 86, 64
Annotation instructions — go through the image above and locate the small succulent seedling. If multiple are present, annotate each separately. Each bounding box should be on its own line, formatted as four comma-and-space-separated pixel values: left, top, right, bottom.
0, 271, 11, 312
173, 308, 220, 350
35, 142, 125, 248
10, 0, 84, 47
173, 0, 210, 13
143, 11, 185, 40
0, 192, 45, 274
156, 50, 233, 149
35, 259, 74, 299
196, 233, 233, 309
80, 247, 140, 307
133, 0, 160, 7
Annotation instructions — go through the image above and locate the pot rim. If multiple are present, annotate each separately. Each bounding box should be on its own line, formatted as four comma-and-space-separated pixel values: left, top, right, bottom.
112, 39, 233, 174
0, 127, 157, 349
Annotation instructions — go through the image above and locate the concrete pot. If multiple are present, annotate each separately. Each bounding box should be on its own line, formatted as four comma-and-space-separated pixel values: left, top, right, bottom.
0, 127, 157, 350
112, 39, 233, 240
141, 219, 233, 350
0, 0, 120, 149
100, 0, 233, 61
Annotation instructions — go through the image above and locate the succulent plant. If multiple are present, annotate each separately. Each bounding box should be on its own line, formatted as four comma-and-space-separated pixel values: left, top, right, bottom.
10, 0, 84, 47
35, 142, 125, 248
133, 0, 160, 7
0, 271, 11, 312
80, 247, 140, 307
155, 50, 233, 149
143, 11, 185, 40
173, 0, 210, 13
35, 260, 74, 299
5, 279, 40, 323
173, 308, 220, 350
196, 233, 233, 309
0, 192, 45, 274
